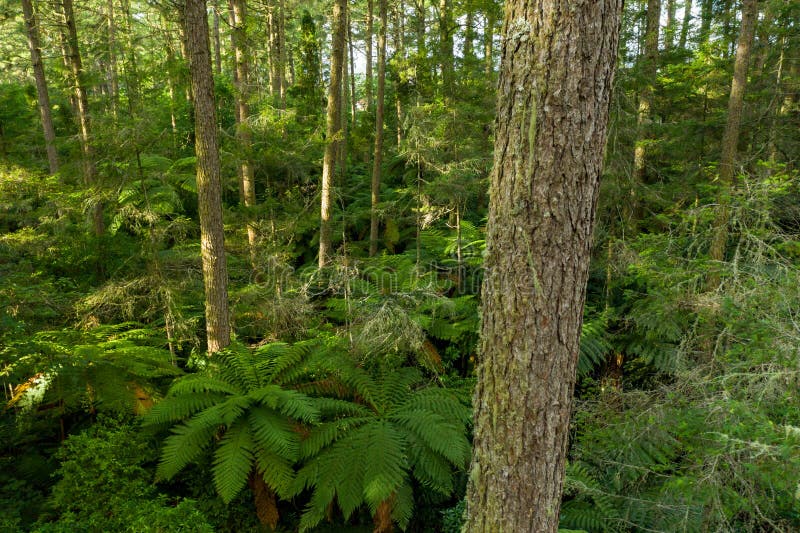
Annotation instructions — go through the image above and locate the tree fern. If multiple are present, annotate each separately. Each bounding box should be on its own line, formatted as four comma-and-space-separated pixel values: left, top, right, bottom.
292, 364, 470, 531
143, 341, 320, 508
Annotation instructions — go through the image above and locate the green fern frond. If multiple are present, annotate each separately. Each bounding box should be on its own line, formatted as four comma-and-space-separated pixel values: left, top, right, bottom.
167, 374, 243, 396
392, 482, 415, 531
362, 421, 408, 512
253, 449, 295, 498
157, 419, 219, 481
390, 410, 470, 467
247, 406, 300, 459
212, 420, 255, 503
247, 385, 319, 423
142, 393, 226, 425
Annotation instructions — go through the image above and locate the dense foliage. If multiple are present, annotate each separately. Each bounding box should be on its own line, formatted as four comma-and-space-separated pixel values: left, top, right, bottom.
1, 0, 799, 531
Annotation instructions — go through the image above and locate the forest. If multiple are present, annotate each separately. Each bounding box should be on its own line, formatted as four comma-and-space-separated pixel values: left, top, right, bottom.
0, 0, 798, 531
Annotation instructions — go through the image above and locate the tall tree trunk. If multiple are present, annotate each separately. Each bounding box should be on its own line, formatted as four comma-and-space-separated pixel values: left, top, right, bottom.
665, 0, 677, 49
22, 0, 59, 174
464, 11, 474, 60
699, 0, 713, 45
483, 10, 494, 75
106, 0, 119, 118
121, 0, 141, 110
366, 0, 374, 111
463, 0, 623, 530
415, 0, 425, 57
707, 0, 758, 286
61, 0, 93, 184
632, 0, 661, 220
394, 0, 404, 146
184, 0, 231, 353
438, 0, 453, 95
319, 0, 347, 268
268, 0, 285, 106
61, 0, 103, 237
277, 0, 286, 105
212, 0, 222, 75
678, 0, 693, 50
231, 0, 257, 267
227, 0, 244, 203
348, 18, 357, 123
369, 0, 387, 257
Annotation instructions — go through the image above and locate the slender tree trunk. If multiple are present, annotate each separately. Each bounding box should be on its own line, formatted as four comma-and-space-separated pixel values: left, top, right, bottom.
61, 0, 93, 185
665, 0, 677, 49
483, 11, 494, 76
708, 0, 758, 285
268, 0, 285, 106
161, 17, 179, 142
394, 0, 404, 146
632, 0, 661, 218
61, 0, 103, 238
678, 0, 692, 50
348, 19, 357, 123
464, 11, 474, 60
121, 0, 141, 110
106, 0, 119, 118
438, 0, 453, 95
366, 0, 374, 112
55, 13, 78, 116
463, 0, 623, 530
227, 0, 245, 204
231, 0, 257, 267
415, 0, 425, 57
699, 0, 713, 45
277, 0, 286, 106
213, 0, 222, 75
319, 0, 347, 268
369, 0, 387, 257
22, 0, 59, 174
184, 0, 231, 353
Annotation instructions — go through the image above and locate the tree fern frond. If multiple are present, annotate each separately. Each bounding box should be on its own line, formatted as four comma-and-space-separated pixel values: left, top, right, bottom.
312, 397, 372, 418
390, 410, 470, 467
377, 367, 421, 408
299, 418, 372, 459
216, 346, 259, 391
363, 421, 408, 512
392, 481, 415, 531
253, 448, 296, 498
248, 385, 319, 423
142, 393, 226, 425
247, 406, 301, 460
407, 439, 455, 494
395, 387, 472, 424
167, 374, 243, 396
157, 421, 219, 481
212, 420, 255, 503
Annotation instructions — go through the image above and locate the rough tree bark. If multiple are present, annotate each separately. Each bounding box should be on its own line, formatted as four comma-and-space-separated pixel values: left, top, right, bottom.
369, 0, 387, 257
318, 0, 347, 268
22, 0, 59, 174
184, 0, 231, 353
463, 0, 623, 531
